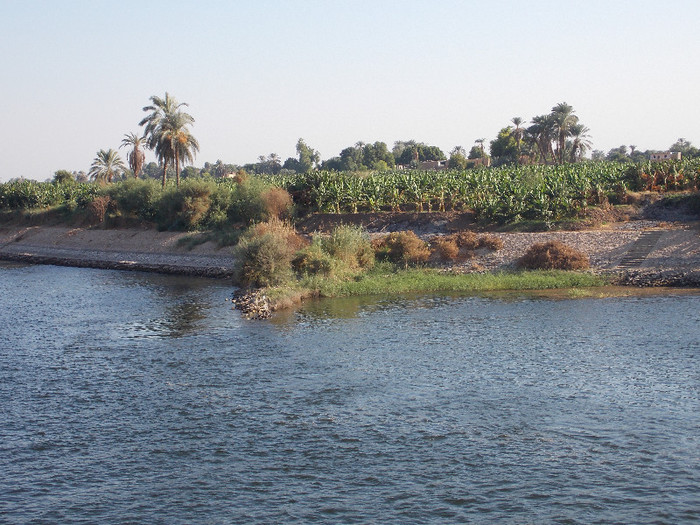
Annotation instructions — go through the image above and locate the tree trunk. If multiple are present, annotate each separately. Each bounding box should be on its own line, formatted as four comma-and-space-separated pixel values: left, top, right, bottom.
162, 159, 168, 188
175, 152, 180, 188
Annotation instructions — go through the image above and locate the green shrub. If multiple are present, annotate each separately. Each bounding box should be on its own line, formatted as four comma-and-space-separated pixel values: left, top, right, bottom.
292, 237, 338, 277
157, 179, 216, 230
233, 220, 307, 287
228, 177, 270, 224
107, 179, 161, 221
321, 225, 375, 270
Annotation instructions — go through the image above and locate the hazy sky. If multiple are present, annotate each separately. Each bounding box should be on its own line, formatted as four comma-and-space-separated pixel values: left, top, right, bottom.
1, 0, 699, 181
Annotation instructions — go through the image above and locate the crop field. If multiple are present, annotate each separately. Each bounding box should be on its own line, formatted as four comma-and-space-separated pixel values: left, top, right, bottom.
2, 159, 699, 226
266, 159, 700, 223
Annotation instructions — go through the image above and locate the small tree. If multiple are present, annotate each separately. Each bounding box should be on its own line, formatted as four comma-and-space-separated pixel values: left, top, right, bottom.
88, 149, 125, 183
120, 133, 147, 179
53, 170, 74, 183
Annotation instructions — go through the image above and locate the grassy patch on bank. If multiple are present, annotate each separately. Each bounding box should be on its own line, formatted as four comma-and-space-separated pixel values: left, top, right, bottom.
263, 264, 608, 308
230, 219, 609, 311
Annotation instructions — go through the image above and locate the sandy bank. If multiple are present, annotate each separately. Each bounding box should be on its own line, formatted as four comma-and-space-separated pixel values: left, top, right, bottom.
0, 225, 236, 278
1, 221, 699, 285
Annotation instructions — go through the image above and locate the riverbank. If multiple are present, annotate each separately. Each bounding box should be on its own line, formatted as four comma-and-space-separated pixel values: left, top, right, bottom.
0, 225, 236, 278
2, 220, 699, 307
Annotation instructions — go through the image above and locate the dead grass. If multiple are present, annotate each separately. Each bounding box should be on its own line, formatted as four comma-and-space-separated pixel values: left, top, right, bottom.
374, 231, 431, 266
518, 241, 590, 270
478, 234, 504, 251
261, 187, 293, 219
87, 196, 111, 224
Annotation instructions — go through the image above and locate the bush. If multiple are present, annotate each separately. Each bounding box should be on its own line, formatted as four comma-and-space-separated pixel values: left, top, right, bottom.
518, 241, 590, 270
87, 195, 112, 224
107, 179, 160, 221
157, 179, 216, 230
228, 177, 272, 224
452, 230, 479, 250
430, 237, 460, 261
233, 219, 307, 287
292, 225, 375, 278
321, 225, 375, 269
478, 234, 504, 251
374, 231, 431, 267
261, 187, 293, 220
292, 237, 338, 277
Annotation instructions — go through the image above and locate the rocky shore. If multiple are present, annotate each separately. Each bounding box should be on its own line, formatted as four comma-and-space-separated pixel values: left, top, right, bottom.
609, 268, 700, 287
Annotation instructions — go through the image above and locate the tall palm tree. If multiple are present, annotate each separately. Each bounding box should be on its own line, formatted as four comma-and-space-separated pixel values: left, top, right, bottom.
120, 133, 146, 178
569, 123, 592, 162
88, 149, 125, 183
551, 102, 578, 164
140, 92, 196, 187
165, 122, 199, 187
528, 114, 556, 164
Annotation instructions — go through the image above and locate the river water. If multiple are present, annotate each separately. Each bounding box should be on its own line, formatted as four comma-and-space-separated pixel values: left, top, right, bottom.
1, 263, 699, 524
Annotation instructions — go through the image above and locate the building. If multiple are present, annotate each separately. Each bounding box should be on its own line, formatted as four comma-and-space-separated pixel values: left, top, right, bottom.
418, 160, 449, 170
650, 151, 682, 161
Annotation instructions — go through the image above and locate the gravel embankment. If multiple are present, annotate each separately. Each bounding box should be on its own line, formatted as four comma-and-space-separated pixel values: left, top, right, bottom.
0, 225, 236, 278
1, 221, 699, 285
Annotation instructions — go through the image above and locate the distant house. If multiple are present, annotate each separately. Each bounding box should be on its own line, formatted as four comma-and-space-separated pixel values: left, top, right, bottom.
465, 157, 491, 168
650, 151, 681, 161
418, 160, 449, 170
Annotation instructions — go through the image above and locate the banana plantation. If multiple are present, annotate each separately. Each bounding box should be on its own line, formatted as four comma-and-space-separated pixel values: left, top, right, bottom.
2, 159, 699, 226
265, 159, 700, 223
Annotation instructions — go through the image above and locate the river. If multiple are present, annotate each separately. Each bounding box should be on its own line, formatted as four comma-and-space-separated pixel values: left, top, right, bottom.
1, 263, 699, 524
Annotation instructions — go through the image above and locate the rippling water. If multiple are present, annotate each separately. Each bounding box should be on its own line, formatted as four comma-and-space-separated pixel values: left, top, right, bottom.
1, 263, 699, 524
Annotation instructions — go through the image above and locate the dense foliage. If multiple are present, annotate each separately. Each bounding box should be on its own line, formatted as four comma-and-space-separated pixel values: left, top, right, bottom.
268, 159, 700, 223
0, 177, 292, 231
2, 159, 699, 227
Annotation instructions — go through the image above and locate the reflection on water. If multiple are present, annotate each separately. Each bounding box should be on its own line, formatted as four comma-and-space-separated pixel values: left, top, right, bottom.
289, 286, 700, 322
1, 264, 700, 524
158, 301, 209, 337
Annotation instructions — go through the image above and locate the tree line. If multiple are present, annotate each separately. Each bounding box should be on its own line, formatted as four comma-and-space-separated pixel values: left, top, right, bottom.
54, 96, 698, 185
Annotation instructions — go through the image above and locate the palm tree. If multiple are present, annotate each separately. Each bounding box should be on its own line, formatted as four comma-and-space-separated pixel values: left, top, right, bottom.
528, 114, 556, 164
569, 124, 592, 162
140, 92, 196, 187
511, 117, 524, 163
120, 133, 146, 178
166, 123, 199, 187
88, 149, 125, 183
551, 102, 578, 164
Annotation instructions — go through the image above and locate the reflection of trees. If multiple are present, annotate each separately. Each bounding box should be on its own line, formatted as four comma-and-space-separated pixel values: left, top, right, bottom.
160, 301, 207, 338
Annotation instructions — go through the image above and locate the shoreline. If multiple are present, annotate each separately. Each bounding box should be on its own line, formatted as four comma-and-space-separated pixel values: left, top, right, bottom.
2, 222, 700, 295
0, 225, 236, 278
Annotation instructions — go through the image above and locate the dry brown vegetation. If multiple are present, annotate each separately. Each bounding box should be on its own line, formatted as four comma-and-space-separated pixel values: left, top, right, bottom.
261, 187, 293, 220
373, 231, 431, 266
428, 231, 504, 262
518, 241, 590, 270
478, 234, 504, 251
430, 237, 461, 261
87, 196, 112, 224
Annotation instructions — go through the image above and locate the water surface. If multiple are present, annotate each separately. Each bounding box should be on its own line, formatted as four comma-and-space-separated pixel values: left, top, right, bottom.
1, 264, 699, 523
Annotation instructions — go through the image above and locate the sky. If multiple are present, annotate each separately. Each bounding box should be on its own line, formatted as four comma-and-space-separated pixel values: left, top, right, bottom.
1, 0, 699, 181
